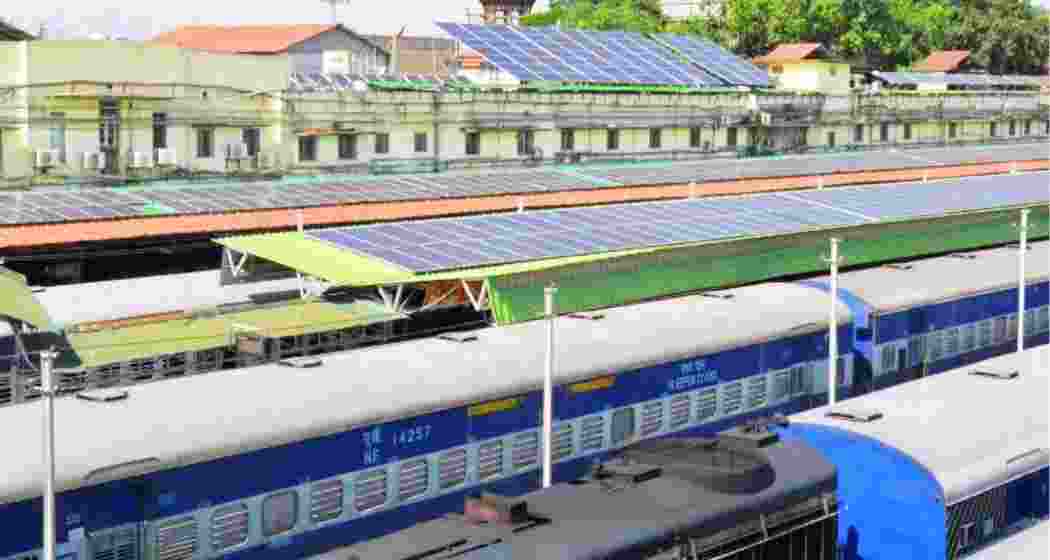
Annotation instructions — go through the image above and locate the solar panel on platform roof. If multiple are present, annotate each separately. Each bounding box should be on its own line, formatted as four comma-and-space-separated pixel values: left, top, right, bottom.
304, 173, 1048, 273
656, 34, 770, 87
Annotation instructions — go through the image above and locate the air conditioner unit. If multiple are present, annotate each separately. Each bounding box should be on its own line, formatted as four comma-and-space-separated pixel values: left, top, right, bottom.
156, 148, 177, 166
82, 152, 106, 171
227, 143, 248, 160
130, 151, 152, 168
34, 150, 58, 168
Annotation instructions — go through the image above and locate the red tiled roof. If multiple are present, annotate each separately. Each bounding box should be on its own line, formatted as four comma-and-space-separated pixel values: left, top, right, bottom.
753, 43, 824, 65
914, 50, 971, 73
152, 24, 337, 54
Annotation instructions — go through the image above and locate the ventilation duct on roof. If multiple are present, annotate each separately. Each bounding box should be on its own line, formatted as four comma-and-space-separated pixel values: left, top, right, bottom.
76, 388, 129, 403
949, 253, 978, 260
567, 312, 605, 321
970, 369, 1019, 380
702, 291, 735, 300
826, 407, 883, 423
278, 356, 323, 368
883, 263, 914, 271
1004, 242, 1033, 251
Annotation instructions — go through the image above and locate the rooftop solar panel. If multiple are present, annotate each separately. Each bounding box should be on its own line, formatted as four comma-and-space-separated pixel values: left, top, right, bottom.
656, 34, 770, 87
305, 172, 1048, 273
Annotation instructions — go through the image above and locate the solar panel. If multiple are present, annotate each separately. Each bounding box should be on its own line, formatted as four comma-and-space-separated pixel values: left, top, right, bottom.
656, 34, 770, 87
305, 173, 1048, 273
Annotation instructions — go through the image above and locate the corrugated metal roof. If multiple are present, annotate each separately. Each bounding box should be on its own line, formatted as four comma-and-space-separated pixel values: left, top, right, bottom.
0, 267, 52, 329
913, 50, 971, 73
67, 299, 399, 368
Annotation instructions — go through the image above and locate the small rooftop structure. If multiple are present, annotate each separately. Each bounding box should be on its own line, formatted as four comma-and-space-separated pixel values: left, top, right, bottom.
913, 50, 974, 73
752, 43, 830, 65
152, 23, 387, 56
752, 43, 850, 92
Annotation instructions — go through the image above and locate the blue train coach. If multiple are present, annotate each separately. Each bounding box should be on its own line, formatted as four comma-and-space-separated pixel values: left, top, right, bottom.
0, 282, 853, 560
779, 345, 1049, 560
801, 241, 1049, 394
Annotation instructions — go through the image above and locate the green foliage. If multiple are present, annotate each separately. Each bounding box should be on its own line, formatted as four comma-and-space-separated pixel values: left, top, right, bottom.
520, 0, 1047, 72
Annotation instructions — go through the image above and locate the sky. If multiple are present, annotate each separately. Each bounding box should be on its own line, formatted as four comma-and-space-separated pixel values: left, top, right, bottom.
2, 1, 552, 39
2, 0, 1047, 40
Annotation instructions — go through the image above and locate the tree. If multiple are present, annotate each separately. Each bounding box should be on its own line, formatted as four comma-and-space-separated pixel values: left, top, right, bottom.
521, 0, 667, 33
949, 0, 1050, 74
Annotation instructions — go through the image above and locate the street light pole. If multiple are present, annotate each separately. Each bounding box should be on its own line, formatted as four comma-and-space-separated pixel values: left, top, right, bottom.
826, 238, 841, 405
40, 348, 57, 560
1017, 209, 1029, 354
542, 284, 557, 489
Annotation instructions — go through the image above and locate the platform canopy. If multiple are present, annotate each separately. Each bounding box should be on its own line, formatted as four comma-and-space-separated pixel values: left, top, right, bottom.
216, 172, 1049, 285
0, 267, 52, 329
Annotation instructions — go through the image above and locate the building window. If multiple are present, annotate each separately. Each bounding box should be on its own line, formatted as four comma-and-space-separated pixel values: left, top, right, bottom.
49, 112, 66, 163
727, 127, 738, 147
903, 123, 912, 140
648, 128, 661, 149
949, 122, 958, 139
827, 131, 836, 147
880, 123, 889, 142
828, 66, 838, 77
413, 132, 427, 153
990, 122, 998, 137
1009, 120, 1016, 136
374, 133, 390, 155
516, 129, 534, 156
298, 136, 317, 162
1024, 120, 1032, 136
196, 128, 213, 158
770, 64, 784, 74
338, 134, 357, 160
853, 124, 864, 143
152, 113, 168, 150
465, 131, 481, 155
689, 127, 702, 148
242, 128, 260, 157
262, 491, 298, 537
606, 128, 619, 150
560, 128, 574, 151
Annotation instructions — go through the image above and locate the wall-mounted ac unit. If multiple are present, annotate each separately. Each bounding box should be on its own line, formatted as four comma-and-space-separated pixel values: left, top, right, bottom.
82, 152, 106, 171
226, 143, 249, 160
34, 150, 59, 168
156, 148, 177, 166
130, 151, 153, 168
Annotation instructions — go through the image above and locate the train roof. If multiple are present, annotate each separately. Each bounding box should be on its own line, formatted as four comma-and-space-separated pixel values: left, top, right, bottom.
334, 436, 836, 560
792, 345, 1049, 505
825, 241, 1049, 313
0, 281, 849, 504
966, 519, 1048, 560
33, 270, 303, 328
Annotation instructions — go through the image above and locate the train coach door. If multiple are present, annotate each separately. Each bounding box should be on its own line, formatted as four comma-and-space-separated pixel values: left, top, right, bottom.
82, 478, 152, 560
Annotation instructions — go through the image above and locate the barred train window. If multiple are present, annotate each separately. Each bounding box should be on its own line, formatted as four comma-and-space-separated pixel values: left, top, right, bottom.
1006, 314, 1018, 339
1039, 307, 1049, 332
747, 376, 767, 409
310, 479, 344, 523
262, 491, 298, 537
511, 431, 539, 470
978, 320, 993, 347
552, 423, 574, 461
669, 393, 691, 429
790, 365, 808, 395
438, 448, 468, 490
354, 468, 388, 512
773, 370, 791, 400
944, 328, 960, 356
478, 440, 504, 480
580, 415, 605, 453
156, 516, 198, 560
640, 401, 664, 437
210, 503, 249, 550
696, 387, 718, 420
880, 346, 896, 373
993, 317, 1007, 344
908, 337, 924, 367
1024, 310, 1037, 336
398, 458, 429, 501
722, 382, 743, 416
927, 331, 944, 361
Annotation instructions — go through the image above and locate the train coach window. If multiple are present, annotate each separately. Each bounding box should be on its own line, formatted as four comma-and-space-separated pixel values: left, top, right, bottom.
398, 458, 430, 502
262, 491, 298, 537
1038, 307, 1049, 332
512, 431, 540, 470
210, 503, 250, 550
944, 328, 960, 356
610, 407, 636, 446
354, 469, 389, 512
961, 325, 977, 353
978, 320, 993, 348
908, 337, 924, 367
1024, 310, 1037, 337
993, 317, 1008, 344
1006, 314, 1019, 339
722, 382, 743, 416
310, 479, 344, 523
478, 440, 504, 480
773, 370, 791, 400
927, 331, 944, 362
438, 448, 468, 490
696, 387, 718, 420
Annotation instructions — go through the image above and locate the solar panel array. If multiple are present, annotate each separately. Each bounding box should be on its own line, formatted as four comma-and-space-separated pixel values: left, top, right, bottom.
307, 172, 1049, 273
655, 34, 770, 88
435, 23, 753, 87
873, 72, 1044, 89
0, 143, 1045, 226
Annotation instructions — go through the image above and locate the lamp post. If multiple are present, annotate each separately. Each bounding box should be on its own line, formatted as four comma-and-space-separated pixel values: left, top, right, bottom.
825, 238, 841, 405
542, 284, 557, 489
40, 348, 58, 560
1017, 209, 1029, 354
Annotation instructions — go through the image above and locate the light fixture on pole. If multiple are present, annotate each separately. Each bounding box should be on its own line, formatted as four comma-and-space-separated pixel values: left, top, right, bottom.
1016, 208, 1029, 354
40, 347, 58, 560
824, 238, 842, 405
542, 283, 558, 489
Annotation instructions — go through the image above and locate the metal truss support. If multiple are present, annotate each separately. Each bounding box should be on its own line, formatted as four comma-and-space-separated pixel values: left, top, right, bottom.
461, 279, 489, 312
376, 284, 408, 313
225, 248, 250, 278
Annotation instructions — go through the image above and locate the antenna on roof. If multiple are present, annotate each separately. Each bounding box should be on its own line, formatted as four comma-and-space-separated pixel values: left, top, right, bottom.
320, 0, 351, 25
